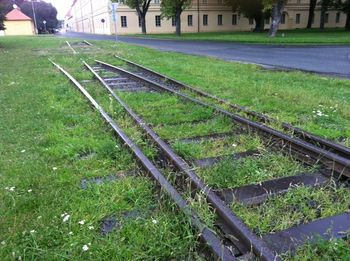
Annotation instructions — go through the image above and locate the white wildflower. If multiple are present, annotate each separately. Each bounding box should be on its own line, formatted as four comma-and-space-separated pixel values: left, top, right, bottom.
152, 219, 158, 224
21, 150, 26, 153
232, 144, 237, 147
52, 167, 57, 171
68, 231, 73, 235
37, 216, 42, 219
30, 230, 36, 234
88, 226, 94, 230
61, 212, 68, 217
82, 245, 89, 252
9, 187, 15, 192
63, 214, 70, 222
28, 189, 32, 193
78, 220, 85, 225
1, 241, 5, 245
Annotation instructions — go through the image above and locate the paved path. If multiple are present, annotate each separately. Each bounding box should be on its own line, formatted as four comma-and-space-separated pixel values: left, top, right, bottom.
59, 31, 350, 79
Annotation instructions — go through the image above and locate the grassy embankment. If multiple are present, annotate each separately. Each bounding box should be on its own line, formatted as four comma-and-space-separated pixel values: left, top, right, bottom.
131, 28, 350, 45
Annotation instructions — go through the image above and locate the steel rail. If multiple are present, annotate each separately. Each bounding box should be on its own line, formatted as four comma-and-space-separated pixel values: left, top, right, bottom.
50, 60, 237, 261
95, 60, 350, 177
83, 40, 93, 46
85, 61, 280, 261
65, 41, 78, 54
114, 55, 350, 159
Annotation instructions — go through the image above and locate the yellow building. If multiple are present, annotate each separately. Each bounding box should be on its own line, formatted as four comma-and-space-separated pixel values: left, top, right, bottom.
66, 0, 347, 35
2, 8, 35, 36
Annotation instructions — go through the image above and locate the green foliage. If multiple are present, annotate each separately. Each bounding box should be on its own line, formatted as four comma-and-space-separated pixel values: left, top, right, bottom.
160, 0, 191, 19
225, 0, 265, 19
19, 1, 58, 32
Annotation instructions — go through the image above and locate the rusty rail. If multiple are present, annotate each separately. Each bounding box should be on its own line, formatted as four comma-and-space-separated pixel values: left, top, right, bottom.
95, 60, 350, 177
114, 55, 350, 159
50, 60, 238, 261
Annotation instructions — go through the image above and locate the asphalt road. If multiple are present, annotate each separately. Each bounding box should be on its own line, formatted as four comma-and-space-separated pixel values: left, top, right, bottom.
59, 31, 350, 79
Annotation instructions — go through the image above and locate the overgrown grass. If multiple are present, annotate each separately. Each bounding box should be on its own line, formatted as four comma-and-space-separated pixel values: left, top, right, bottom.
197, 153, 313, 189
100, 42, 350, 146
131, 28, 350, 45
231, 182, 350, 235
1, 35, 350, 260
0, 37, 197, 260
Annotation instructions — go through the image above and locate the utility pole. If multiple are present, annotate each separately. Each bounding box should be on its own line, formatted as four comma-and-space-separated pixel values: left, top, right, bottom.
31, 0, 38, 34
111, 2, 119, 41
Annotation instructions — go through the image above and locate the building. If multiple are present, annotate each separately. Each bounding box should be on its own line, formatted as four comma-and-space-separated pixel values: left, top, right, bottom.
65, 0, 347, 35
2, 8, 35, 36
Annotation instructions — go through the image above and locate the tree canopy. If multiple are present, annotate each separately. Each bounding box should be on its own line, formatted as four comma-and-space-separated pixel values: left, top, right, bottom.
160, 0, 191, 36
20, 1, 58, 33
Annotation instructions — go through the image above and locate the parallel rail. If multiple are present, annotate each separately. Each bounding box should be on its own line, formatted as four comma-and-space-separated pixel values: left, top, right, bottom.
50, 60, 238, 261
96, 59, 350, 177
114, 55, 350, 160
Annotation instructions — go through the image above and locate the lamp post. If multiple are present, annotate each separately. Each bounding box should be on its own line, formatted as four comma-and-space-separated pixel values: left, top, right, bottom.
43, 20, 47, 33
111, 2, 119, 42
31, 0, 38, 34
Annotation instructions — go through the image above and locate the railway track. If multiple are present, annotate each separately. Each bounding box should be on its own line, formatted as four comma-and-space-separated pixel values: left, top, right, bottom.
51, 58, 350, 260
114, 55, 350, 160
65, 40, 93, 54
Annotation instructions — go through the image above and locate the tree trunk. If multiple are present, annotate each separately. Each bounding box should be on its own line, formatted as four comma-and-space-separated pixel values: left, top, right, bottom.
307, 0, 317, 29
175, 12, 181, 36
253, 12, 265, 32
269, 1, 284, 37
346, 12, 350, 31
141, 15, 146, 34
320, 6, 327, 30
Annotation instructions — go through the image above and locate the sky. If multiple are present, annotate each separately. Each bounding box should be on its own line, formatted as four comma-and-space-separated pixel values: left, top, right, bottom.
44, 0, 72, 20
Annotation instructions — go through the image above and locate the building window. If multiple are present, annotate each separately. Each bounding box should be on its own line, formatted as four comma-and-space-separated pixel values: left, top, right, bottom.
154, 0, 160, 4
203, 14, 208, 26
155, 15, 161, 27
202, 0, 207, 3
281, 13, 286, 24
336, 12, 340, 23
188, 15, 193, 26
296, 13, 300, 24
218, 14, 223, 25
121, 16, 127, 27
325, 13, 329, 23
172, 17, 176, 27
249, 18, 254, 25
232, 14, 237, 25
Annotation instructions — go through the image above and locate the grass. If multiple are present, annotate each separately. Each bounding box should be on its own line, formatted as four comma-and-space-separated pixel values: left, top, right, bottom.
107, 42, 350, 146
197, 153, 314, 189
231, 182, 350, 235
0, 37, 197, 260
171, 134, 262, 160
1, 35, 350, 260
131, 28, 350, 45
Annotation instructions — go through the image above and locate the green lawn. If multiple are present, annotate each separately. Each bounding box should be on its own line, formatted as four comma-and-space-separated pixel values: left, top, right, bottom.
1, 35, 350, 260
0, 37, 197, 260
131, 28, 350, 45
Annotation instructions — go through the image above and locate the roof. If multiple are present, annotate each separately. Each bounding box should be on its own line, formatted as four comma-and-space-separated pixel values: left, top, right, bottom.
5, 9, 32, 21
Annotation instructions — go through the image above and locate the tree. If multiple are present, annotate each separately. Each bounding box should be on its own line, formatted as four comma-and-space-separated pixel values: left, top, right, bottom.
0, 3, 5, 30
19, 1, 58, 33
225, 0, 268, 32
160, 0, 191, 36
124, 0, 151, 34
320, 0, 334, 30
265, 0, 287, 37
335, 0, 350, 30
306, 0, 317, 28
